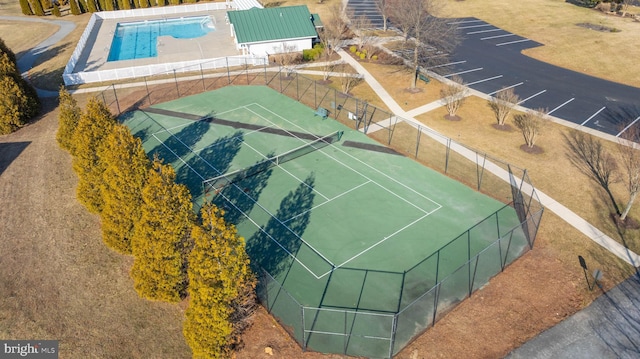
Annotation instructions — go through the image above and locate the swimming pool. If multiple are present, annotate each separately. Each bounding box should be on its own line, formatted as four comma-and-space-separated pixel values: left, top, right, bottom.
107, 16, 215, 62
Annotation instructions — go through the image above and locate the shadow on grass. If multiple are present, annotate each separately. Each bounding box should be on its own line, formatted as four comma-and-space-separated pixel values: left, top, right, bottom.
0, 141, 30, 176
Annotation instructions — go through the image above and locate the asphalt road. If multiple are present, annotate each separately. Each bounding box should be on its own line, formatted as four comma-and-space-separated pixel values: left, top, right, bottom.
430, 17, 640, 138
507, 274, 640, 359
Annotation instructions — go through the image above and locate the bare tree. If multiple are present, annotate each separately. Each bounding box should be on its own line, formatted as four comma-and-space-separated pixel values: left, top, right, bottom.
388, 0, 459, 88
513, 108, 548, 149
273, 43, 301, 77
617, 126, 640, 221
320, 2, 350, 57
488, 87, 520, 127
320, 52, 335, 82
338, 63, 362, 94
349, 13, 375, 56
439, 75, 468, 120
373, 0, 392, 31
564, 130, 621, 216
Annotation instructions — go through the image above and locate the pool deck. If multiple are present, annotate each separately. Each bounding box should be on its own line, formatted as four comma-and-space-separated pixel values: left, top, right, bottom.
73, 9, 240, 74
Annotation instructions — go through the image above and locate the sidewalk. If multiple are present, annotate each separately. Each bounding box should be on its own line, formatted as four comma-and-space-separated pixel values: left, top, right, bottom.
337, 48, 640, 267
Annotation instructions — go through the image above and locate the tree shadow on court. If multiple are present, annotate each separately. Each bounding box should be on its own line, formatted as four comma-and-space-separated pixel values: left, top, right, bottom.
149, 118, 211, 163
212, 156, 275, 226
245, 173, 316, 278
177, 131, 244, 199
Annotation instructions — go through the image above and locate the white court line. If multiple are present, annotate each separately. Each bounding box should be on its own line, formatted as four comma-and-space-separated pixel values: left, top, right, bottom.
548, 98, 575, 115
581, 107, 606, 126
467, 28, 503, 35
284, 180, 371, 223
147, 110, 335, 279
466, 75, 503, 86
426, 60, 466, 69
481, 33, 516, 40
616, 116, 640, 137
448, 19, 484, 24
149, 105, 247, 135
252, 103, 443, 210
444, 67, 483, 78
517, 90, 547, 105
333, 213, 432, 271
488, 82, 523, 96
459, 24, 493, 29
496, 39, 532, 46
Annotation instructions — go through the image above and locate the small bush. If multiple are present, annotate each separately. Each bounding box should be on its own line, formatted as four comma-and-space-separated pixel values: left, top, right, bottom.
349, 46, 357, 53
302, 44, 323, 61
372, 55, 378, 61
359, 53, 365, 60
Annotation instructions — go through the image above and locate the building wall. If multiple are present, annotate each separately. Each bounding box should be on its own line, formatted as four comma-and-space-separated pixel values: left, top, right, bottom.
246, 39, 312, 57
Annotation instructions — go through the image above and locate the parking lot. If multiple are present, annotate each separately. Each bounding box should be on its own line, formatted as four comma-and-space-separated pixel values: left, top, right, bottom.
430, 18, 640, 138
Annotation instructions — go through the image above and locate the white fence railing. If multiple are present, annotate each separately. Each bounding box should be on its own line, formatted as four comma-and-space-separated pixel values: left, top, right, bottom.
62, 1, 264, 86
64, 55, 267, 85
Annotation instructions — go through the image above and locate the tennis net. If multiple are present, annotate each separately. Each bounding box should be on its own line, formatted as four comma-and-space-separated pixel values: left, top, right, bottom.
202, 131, 343, 196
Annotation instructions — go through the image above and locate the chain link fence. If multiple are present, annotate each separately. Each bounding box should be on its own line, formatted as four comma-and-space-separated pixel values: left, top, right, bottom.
97, 63, 544, 358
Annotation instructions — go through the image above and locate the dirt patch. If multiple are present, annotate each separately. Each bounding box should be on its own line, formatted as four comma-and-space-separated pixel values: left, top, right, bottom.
519, 144, 544, 154
576, 22, 621, 32
492, 123, 514, 132
444, 114, 462, 121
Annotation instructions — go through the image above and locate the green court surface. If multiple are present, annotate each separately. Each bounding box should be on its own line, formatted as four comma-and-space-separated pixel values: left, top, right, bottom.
121, 86, 527, 356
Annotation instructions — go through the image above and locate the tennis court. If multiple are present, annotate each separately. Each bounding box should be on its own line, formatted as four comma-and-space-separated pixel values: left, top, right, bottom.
121, 85, 527, 357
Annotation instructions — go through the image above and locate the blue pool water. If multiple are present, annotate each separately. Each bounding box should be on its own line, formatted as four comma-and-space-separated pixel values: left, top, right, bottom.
107, 16, 215, 62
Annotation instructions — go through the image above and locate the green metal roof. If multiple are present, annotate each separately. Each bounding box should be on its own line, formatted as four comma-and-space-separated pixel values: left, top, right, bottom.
227, 5, 319, 44
311, 13, 323, 28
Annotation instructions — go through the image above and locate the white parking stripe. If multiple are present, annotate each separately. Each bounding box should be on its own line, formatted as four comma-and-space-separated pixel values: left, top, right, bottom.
459, 24, 493, 29
467, 28, 503, 35
548, 98, 575, 114
466, 75, 503, 86
496, 39, 532, 46
481, 33, 517, 40
425, 60, 466, 69
616, 116, 640, 137
444, 68, 483, 77
448, 19, 484, 25
488, 82, 524, 96
581, 107, 606, 126
518, 90, 547, 105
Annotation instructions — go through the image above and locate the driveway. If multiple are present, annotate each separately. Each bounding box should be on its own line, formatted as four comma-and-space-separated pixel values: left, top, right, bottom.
507, 274, 640, 359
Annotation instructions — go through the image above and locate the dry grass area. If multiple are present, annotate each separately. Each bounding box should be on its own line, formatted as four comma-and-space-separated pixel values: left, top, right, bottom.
443, 0, 640, 88
0, 97, 191, 358
0, 21, 58, 58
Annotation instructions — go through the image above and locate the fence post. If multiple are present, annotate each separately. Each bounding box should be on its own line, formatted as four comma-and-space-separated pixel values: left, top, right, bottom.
144, 76, 151, 106
388, 315, 398, 359
200, 63, 205, 91
112, 85, 120, 115
445, 138, 451, 173
173, 70, 180, 97
296, 72, 299, 100
415, 125, 421, 158
314, 81, 317, 109
279, 66, 282, 93
263, 58, 267, 85
301, 306, 306, 351
245, 57, 249, 84
226, 57, 230, 84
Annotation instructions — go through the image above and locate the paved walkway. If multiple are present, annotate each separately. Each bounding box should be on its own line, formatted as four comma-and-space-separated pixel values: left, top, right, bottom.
0, 15, 76, 97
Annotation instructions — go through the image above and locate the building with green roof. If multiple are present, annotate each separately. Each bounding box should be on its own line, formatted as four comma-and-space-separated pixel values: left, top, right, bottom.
227, 5, 320, 56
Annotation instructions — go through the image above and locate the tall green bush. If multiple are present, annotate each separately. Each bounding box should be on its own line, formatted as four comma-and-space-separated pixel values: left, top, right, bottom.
56, 87, 82, 153
184, 203, 255, 358
19, 0, 33, 15
0, 49, 40, 135
71, 98, 116, 213
30, 0, 45, 15
131, 159, 193, 302
100, 125, 150, 255
69, 0, 82, 15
